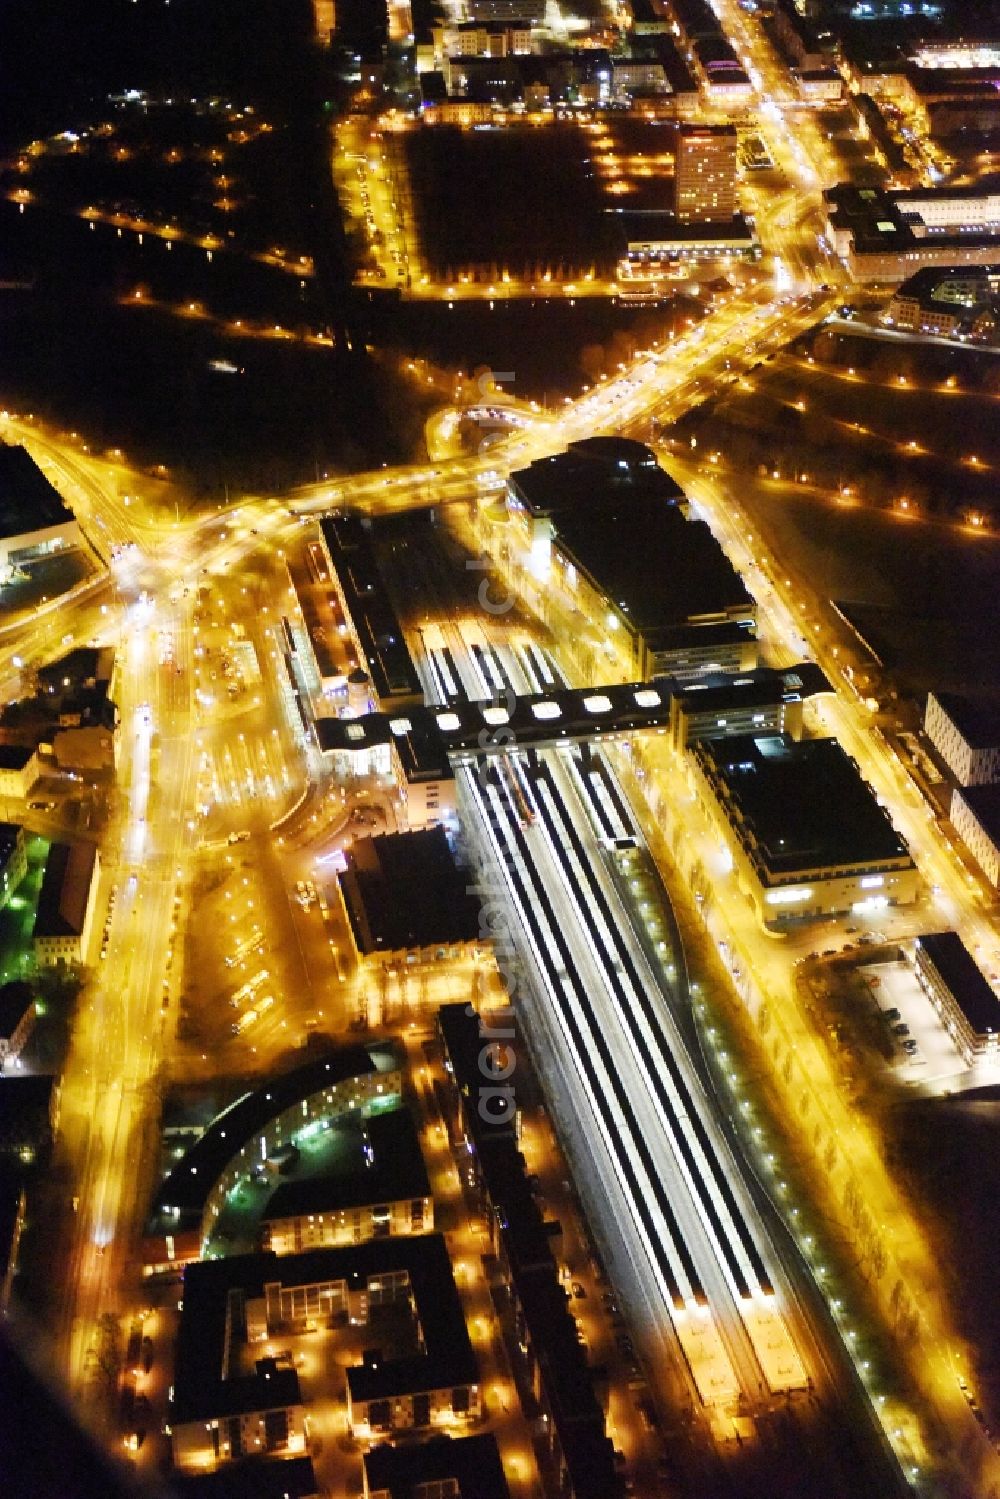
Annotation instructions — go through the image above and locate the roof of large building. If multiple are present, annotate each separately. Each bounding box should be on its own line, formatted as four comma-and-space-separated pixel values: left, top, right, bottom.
172, 1458, 319, 1499
915, 931, 1000, 1038
363, 1434, 510, 1499
173, 1235, 476, 1425
509, 444, 752, 638
149, 1048, 396, 1226
261, 1107, 430, 1223
339, 827, 481, 955
319, 516, 423, 707
0, 981, 34, 1041
930, 691, 1000, 750
0, 445, 76, 540
695, 733, 912, 877
32, 842, 97, 940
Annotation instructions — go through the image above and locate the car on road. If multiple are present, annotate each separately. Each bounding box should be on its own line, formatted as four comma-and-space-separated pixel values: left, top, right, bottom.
28, 800, 54, 812
572, 1281, 586, 1299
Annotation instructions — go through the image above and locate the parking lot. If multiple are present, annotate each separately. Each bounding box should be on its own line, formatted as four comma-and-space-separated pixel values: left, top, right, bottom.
860, 958, 968, 1089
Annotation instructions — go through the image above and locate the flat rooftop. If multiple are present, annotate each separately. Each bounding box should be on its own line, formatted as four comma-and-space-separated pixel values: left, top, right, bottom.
319, 516, 423, 706
915, 931, 1000, 1038
149, 1048, 396, 1228
261, 1107, 430, 1222
314, 710, 453, 783
0, 981, 34, 1040
696, 734, 912, 876
0, 445, 76, 540
32, 843, 97, 939
0, 824, 21, 869
662, 663, 832, 716
931, 691, 1000, 750
173, 1457, 318, 1499
363, 1434, 510, 1499
0, 746, 35, 771
509, 443, 751, 635
339, 827, 481, 955
554, 499, 753, 633
173, 1235, 476, 1425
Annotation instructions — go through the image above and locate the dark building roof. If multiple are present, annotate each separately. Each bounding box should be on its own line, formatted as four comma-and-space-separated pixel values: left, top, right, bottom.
339, 827, 480, 955
0, 981, 34, 1041
0, 444, 76, 539
915, 931, 1000, 1038
0, 745, 35, 771
364, 1434, 510, 1498
0, 1075, 55, 1147
261, 1107, 430, 1222
931, 692, 1000, 750
0, 824, 21, 870
509, 443, 750, 638
149, 1048, 393, 1227
695, 733, 912, 876
32, 842, 97, 940
173, 1235, 475, 1426
173, 1458, 318, 1499
436, 1004, 617, 1499
825, 182, 1000, 256
438, 1003, 518, 1141
319, 516, 423, 708
555, 501, 752, 634
314, 710, 453, 784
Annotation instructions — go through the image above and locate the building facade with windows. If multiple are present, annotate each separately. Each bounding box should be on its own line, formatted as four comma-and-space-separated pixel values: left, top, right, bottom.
913, 931, 1000, 1066
925, 691, 1000, 786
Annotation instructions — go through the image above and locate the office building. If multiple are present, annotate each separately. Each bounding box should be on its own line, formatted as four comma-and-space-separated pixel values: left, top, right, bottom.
950, 784, 1000, 888
314, 712, 455, 830
825, 183, 1000, 281
690, 733, 919, 927
0, 746, 40, 801
493, 439, 756, 682
337, 826, 481, 966
913, 931, 1000, 1066
675, 125, 738, 220
924, 691, 1000, 786
661, 662, 833, 750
